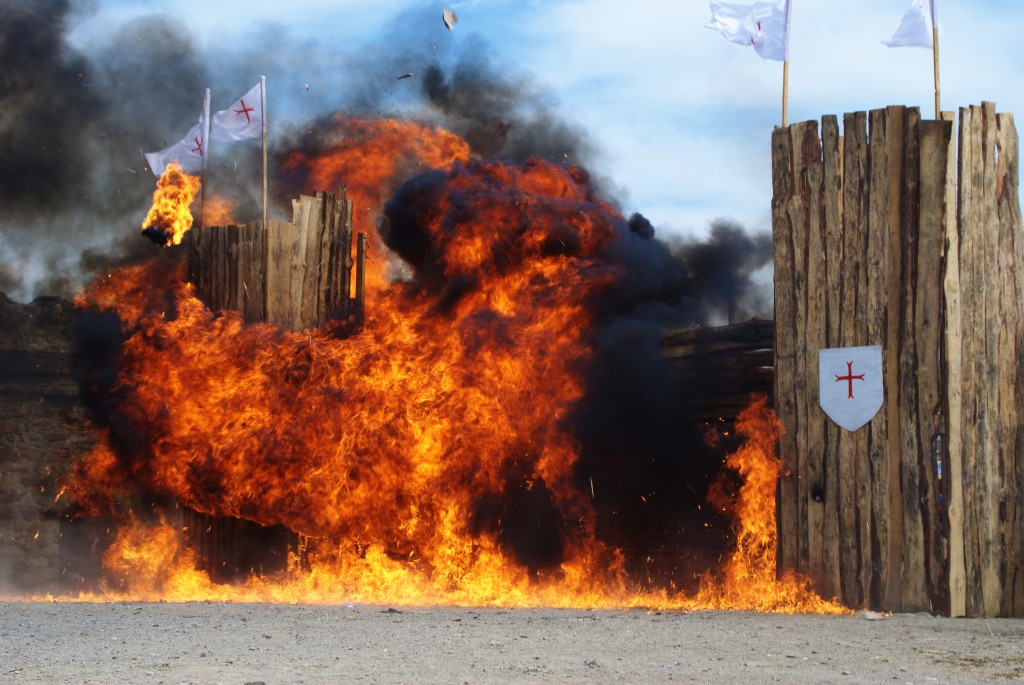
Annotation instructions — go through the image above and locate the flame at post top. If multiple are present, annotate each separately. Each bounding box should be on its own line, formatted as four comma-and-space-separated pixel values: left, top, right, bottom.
141, 162, 201, 246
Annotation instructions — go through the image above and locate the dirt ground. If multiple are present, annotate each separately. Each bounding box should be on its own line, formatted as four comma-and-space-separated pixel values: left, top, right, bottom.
1, 601, 1022, 684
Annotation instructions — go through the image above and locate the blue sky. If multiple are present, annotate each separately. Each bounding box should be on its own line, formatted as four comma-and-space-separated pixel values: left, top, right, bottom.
67, 0, 1024, 239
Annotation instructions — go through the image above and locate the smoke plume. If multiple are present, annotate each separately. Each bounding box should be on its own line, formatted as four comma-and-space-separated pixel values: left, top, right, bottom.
1, 1, 771, 317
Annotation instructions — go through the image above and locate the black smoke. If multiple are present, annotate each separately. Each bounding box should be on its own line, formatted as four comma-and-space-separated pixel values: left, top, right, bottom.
1, 0, 771, 310
571, 218, 772, 584
0, 0, 210, 300
380, 159, 772, 580
0, 0, 103, 209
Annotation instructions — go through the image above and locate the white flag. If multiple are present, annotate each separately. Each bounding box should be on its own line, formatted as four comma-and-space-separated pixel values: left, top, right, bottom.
144, 89, 210, 177
706, 0, 791, 61
818, 346, 884, 432
884, 0, 939, 48
211, 81, 263, 142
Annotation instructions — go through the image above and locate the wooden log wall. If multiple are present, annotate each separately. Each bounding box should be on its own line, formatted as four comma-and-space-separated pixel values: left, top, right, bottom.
953, 104, 1024, 618
772, 102, 1024, 617
661, 319, 775, 422
187, 188, 359, 330
181, 507, 295, 583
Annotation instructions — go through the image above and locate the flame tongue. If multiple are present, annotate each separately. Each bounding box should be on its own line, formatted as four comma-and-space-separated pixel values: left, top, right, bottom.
281, 116, 472, 290
140, 162, 201, 246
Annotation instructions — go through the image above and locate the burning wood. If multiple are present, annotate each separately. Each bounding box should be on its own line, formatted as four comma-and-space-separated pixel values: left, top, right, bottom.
139, 162, 201, 247
61, 117, 841, 613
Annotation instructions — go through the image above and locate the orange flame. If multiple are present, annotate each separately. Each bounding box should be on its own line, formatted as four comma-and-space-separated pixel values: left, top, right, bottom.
280, 116, 471, 289
62, 117, 847, 613
695, 395, 847, 613
201, 194, 238, 227
68, 394, 846, 611
140, 162, 201, 246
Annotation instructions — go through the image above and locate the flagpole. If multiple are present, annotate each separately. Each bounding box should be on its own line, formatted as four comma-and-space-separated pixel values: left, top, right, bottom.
782, 61, 789, 127
201, 88, 210, 228
782, 0, 792, 127
261, 75, 268, 230
931, 0, 940, 118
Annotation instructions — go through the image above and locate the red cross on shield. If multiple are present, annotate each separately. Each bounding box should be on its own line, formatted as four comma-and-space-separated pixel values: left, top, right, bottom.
818, 345, 884, 432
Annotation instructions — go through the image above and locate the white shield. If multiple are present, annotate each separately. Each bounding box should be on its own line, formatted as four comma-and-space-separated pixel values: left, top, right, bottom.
818, 345, 884, 432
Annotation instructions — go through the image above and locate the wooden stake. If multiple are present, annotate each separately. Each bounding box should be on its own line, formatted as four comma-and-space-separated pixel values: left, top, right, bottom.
355, 232, 368, 328
781, 0, 792, 127
930, 1, 940, 118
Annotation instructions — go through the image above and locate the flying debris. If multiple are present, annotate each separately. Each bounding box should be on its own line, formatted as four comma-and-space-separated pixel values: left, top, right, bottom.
397, 72, 414, 80
443, 7, 458, 31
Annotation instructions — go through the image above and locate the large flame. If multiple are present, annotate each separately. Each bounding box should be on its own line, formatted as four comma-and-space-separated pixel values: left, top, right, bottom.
140, 162, 201, 246
695, 396, 842, 613
64, 117, 846, 613
280, 116, 471, 290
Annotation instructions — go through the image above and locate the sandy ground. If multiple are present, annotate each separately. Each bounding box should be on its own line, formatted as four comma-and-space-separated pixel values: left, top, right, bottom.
0, 601, 1022, 684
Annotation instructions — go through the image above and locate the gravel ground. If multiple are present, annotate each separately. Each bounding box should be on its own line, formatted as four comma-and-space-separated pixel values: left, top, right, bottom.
1, 601, 1022, 684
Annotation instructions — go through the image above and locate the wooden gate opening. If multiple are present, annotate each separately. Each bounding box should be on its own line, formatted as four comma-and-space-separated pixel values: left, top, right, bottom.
772, 102, 1023, 617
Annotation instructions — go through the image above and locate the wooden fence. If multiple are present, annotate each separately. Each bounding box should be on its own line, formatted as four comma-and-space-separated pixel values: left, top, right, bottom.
187, 188, 364, 330
772, 102, 1024, 617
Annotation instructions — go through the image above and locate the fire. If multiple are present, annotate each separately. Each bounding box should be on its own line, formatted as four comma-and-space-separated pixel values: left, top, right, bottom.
695, 396, 846, 613
201, 194, 238, 227
140, 162, 201, 246
62, 116, 847, 613
280, 116, 471, 289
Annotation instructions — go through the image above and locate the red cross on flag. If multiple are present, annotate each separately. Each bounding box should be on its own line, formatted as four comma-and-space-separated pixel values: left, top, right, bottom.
818, 345, 884, 432
706, 0, 791, 61
211, 80, 264, 142
144, 89, 210, 177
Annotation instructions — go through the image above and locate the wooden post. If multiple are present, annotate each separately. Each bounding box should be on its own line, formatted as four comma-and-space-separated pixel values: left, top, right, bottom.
839, 110, 869, 608
355, 232, 368, 329
902, 110, 943, 614
781, 60, 789, 128
993, 112, 1024, 617
772, 102, 1023, 617
940, 110, 966, 618
820, 114, 843, 603
770, 123, 798, 578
